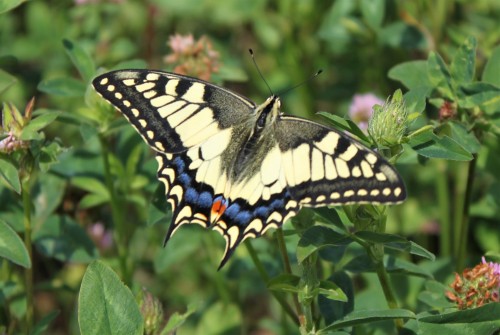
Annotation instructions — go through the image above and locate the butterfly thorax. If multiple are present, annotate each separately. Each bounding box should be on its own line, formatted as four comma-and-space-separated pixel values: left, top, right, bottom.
228, 96, 281, 181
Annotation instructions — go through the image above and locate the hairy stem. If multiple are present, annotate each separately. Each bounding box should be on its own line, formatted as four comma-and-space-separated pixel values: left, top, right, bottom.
244, 240, 299, 326
436, 160, 451, 257
456, 154, 477, 271
22, 178, 33, 334
99, 136, 131, 284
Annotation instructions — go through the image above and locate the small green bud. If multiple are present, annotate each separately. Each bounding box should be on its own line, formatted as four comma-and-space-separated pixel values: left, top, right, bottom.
137, 288, 164, 335
368, 89, 408, 147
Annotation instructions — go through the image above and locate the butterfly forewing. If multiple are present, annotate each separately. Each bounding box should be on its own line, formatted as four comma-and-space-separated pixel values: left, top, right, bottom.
92, 69, 406, 268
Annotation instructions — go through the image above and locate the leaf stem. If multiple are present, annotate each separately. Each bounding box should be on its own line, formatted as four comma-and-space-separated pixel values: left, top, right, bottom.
276, 229, 302, 316
22, 178, 33, 334
374, 257, 403, 329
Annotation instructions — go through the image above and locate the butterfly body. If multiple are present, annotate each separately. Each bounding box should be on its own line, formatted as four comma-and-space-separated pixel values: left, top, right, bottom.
93, 70, 406, 268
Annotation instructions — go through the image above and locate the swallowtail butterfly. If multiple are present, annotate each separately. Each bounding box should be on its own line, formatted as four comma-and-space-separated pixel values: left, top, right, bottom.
92, 70, 406, 268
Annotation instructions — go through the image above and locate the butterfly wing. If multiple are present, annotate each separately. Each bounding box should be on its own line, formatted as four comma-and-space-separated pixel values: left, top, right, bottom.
275, 116, 406, 206
92, 70, 256, 153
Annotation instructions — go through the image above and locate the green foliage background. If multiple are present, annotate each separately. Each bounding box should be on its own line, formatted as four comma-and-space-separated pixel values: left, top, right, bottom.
0, 0, 499, 334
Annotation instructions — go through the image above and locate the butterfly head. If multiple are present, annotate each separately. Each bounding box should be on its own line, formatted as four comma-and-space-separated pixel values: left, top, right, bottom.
255, 95, 282, 129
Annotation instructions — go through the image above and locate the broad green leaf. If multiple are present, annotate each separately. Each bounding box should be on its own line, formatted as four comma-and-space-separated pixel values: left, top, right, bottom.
408, 128, 473, 161
20, 110, 61, 140
418, 280, 455, 309
379, 22, 427, 50
30, 310, 60, 335
319, 272, 354, 325
318, 112, 370, 143
418, 303, 500, 335
79, 193, 110, 209
78, 261, 144, 335
267, 274, 301, 293
458, 82, 500, 112
388, 60, 431, 90
312, 207, 348, 231
0, 219, 30, 268
196, 302, 241, 335
63, 39, 95, 82
38, 77, 87, 97
147, 184, 170, 226
0, 69, 17, 94
34, 215, 98, 263
360, 0, 384, 30
321, 308, 415, 331
403, 87, 431, 114
450, 36, 477, 85
0, 157, 21, 194
482, 45, 500, 87
0, 0, 26, 14
384, 256, 433, 278
71, 176, 110, 197
427, 52, 454, 98
407, 241, 435, 261
161, 302, 199, 335
355, 231, 408, 244
297, 226, 353, 263
317, 280, 348, 302
437, 121, 481, 154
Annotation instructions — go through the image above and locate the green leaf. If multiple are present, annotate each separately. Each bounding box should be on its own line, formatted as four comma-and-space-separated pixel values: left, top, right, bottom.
417, 303, 500, 335
403, 87, 431, 114
147, 184, 170, 226
450, 36, 477, 85
407, 241, 436, 261
318, 112, 370, 143
388, 60, 432, 90
63, 39, 95, 82
317, 280, 348, 302
0, 157, 21, 194
408, 128, 473, 161
267, 274, 301, 293
71, 176, 110, 197
322, 308, 415, 331
20, 110, 61, 140
360, 0, 385, 31
34, 215, 98, 263
78, 261, 144, 335
297, 226, 353, 263
418, 280, 455, 309
384, 256, 434, 278
379, 22, 427, 50
195, 302, 241, 335
312, 207, 348, 231
30, 310, 60, 335
0, 219, 31, 268
437, 121, 481, 154
0, 69, 17, 94
482, 45, 500, 87
458, 82, 500, 112
427, 52, 454, 98
318, 272, 354, 325
38, 77, 87, 97
0, 0, 26, 14
79, 193, 110, 209
160, 302, 199, 335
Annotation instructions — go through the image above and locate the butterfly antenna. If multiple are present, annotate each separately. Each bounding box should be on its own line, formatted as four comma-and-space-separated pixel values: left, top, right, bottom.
249, 49, 274, 96
277, 69, 323, 97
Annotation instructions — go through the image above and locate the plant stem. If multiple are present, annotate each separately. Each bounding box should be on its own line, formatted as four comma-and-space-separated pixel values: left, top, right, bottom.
452, 160, 469, 271
456, 154, 477, 271
244, 240, 299, 326
298, 256, 318, 334
22, 178, 33, 334
276, 229, 302, 316
374, 257, 403, 329
436, 160, 451, 257
99, 136, 131, 284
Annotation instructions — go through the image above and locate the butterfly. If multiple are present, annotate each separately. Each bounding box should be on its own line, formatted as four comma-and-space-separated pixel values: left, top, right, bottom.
92, 70, 406, 268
